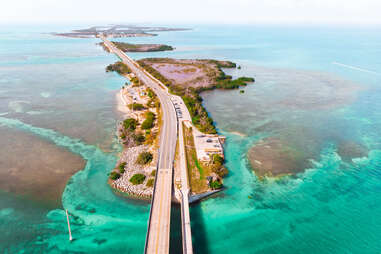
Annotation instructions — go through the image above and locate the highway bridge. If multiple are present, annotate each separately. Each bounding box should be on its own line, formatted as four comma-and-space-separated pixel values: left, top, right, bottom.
100, 36, 193, 254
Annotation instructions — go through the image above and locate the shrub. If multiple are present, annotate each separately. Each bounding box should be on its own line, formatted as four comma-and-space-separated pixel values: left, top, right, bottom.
129, 174, 146, 185
212, 154, 224, 165
210, 180, 223, 190
136, 152, 153, 165
119, 162, 126, 170
215, 166, 229, 178
150, 170, 156, 177
110, 171, 121, 180
123, 118, 137, 131
146, 178, 154, 187
132, 133, 145, 145
146, 88, 156, 98
128, 103, 145, 111
141, 112, 155, 130
105, 61, 131, 75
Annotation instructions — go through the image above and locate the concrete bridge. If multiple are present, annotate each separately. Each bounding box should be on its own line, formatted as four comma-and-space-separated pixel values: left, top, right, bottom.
100, 36, 193, 254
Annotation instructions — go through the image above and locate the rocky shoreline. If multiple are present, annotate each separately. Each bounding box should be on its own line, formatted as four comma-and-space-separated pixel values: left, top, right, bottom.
111, 145, 156, 199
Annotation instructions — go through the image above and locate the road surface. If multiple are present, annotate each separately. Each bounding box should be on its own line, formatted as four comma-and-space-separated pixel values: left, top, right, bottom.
100, 36, 178, 254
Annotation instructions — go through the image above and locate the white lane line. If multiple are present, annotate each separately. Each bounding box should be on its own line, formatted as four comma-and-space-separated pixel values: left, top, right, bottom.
332, 62, 380, 75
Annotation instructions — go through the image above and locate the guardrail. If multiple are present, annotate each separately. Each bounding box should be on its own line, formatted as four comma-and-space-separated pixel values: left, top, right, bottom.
143, 146, 160, 254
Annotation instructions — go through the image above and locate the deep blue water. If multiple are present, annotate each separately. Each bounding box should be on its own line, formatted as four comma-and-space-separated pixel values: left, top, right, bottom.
0, 24, 381, 253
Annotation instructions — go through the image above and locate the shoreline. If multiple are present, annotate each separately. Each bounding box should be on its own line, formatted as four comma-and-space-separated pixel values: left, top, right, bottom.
111, 87, 224, 203
101, 44, 254, 201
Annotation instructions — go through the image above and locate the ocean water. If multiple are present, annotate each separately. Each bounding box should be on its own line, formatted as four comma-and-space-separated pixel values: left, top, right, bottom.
1, 24, 381, 253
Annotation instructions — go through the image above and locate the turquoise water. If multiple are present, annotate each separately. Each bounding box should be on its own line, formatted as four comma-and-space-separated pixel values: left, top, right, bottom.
1, 24, 381, 253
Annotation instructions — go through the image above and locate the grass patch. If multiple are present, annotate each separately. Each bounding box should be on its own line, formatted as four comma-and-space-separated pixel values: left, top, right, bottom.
193, 154, 204, 179
183, 123, 210, 193
146, 178, 154, 187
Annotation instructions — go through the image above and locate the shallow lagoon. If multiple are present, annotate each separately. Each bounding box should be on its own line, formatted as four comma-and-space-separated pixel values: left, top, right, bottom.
0, 24, 381, 253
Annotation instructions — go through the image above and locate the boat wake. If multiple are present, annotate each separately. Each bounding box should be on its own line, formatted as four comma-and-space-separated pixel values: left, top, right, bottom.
332, 62, 380, 75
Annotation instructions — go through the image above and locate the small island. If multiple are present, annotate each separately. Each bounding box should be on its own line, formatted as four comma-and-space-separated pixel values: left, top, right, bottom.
54, 24, 190, 38
106, 62, 161, 199
99, 41, 174, 52
102, 46, 255, 198
136, 57, 254, 195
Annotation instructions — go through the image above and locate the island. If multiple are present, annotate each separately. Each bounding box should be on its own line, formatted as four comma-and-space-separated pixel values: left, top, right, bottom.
104, 54, 255, 199
99, 41, 174, 52
106, 62, 161, 198
53, 24, 191, 38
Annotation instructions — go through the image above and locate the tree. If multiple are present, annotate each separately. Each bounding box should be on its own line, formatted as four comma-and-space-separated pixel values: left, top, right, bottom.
110, 171, 121, 180
123, 118, 137, 131
136, 152, 153, 165
141, 112, 155, 130
128, 103, 145, 111
132, 133, 145, 145
129, 174, 146, 185
212, 154, 224, 165
210, 180, 223, 190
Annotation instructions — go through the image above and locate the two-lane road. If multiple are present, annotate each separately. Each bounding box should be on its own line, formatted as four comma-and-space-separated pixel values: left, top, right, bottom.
101, 36, 177, 254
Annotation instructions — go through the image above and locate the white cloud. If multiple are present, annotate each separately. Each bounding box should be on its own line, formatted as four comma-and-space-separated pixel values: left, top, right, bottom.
1, 0, 381, 24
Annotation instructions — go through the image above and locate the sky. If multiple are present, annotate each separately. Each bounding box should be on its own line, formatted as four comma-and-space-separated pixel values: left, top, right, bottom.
1, 0, 381, 25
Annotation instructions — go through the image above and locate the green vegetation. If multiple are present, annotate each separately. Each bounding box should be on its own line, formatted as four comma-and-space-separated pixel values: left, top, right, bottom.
155, 45, 174, 51
150, 170, 156, 177
123, 118, 138, 131
110, 171, 121, 180
138, 60, 172, 87
146, 178, 154, 187
129, 174, 146, 185
182, 93, 216, 133
240, 90, 245, 94
119, 162, 126, 171
130, 77, 140, 85
212, 154, 224, 165
111, 41, 174, 52
141, 111, 155, 130
138, 58, 254, 134
209, 180, 223, 190
136, 152, 153, 165
147, 87, 156, 98
132, 133, 145, 145
210, 154, 228, 177
128, 103, 145, 111
106, 61, 131, 75
183, 124, 211, 193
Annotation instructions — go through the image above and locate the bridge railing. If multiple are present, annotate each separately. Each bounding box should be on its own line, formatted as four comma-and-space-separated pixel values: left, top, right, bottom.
143, 146, 160, 254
